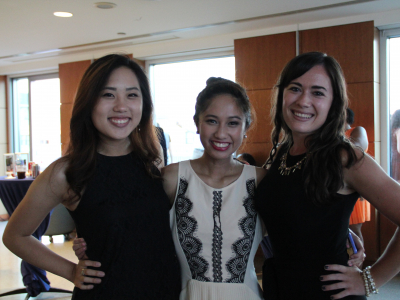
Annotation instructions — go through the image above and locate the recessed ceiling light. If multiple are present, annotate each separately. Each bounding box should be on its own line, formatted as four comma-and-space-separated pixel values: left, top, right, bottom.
95, 2, 117, 9
54, 12, 73, 17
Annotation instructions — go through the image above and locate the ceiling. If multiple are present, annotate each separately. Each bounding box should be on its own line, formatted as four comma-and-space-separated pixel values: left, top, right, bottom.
1, 0, 400, 68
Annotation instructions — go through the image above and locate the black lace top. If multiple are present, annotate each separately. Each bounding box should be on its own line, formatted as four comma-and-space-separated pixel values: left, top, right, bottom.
69, 152, 180, 299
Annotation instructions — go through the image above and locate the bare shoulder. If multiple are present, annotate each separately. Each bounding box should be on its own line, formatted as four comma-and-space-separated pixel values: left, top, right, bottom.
161, 162, 179, 180
341, 146, 381, 191
12, 158, 71, 218
30, 158, 69, 197
351, 126, 367, 135
255, 167, 268, 185
161, 162, 180, 206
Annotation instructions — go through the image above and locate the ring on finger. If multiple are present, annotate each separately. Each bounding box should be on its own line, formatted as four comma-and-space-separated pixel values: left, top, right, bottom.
81, 268, 85, 276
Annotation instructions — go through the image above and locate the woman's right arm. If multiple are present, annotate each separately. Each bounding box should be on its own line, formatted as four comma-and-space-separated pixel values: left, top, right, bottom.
2, 160, 104, 289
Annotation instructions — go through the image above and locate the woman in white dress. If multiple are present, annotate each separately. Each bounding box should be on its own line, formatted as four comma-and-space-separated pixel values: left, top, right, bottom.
162, 77, 267, 300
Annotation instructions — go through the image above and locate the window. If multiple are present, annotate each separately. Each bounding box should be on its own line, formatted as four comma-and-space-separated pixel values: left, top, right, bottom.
10, 73, 61, 170
387, 35, 400, 181
380, 28, 400, 176
149, 56, 235, 164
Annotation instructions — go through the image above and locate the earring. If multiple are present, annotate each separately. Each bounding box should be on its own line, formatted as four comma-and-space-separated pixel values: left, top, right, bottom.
244, 134, 247, 138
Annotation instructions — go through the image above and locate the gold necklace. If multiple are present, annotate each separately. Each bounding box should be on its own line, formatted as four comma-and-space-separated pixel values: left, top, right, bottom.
278, 149, 307, 176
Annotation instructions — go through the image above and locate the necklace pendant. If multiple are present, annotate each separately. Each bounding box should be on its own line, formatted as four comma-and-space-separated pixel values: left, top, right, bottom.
278, 148, 307, 176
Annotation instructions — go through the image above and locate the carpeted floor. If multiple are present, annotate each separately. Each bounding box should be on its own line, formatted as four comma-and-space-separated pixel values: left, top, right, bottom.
373, 274, 400, 300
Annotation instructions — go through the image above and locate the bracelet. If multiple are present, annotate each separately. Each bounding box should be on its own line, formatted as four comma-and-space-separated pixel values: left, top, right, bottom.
364, 266, 379, 294
362, 266, 379, 296
362, 269, 371, 297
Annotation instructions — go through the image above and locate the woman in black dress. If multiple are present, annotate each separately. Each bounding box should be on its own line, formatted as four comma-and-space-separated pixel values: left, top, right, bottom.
3, 54, 181, 299
255, 52, 400, 299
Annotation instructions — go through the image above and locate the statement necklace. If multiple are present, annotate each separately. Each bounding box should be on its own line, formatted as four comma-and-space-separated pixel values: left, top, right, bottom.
278, 148, 307, 176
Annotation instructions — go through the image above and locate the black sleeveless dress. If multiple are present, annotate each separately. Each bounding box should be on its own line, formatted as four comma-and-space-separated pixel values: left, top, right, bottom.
68, 152, 181, 299
255, 146, 366, 300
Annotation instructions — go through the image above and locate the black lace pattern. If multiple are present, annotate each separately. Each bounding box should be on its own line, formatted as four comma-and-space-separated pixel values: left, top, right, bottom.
176, 178, 211, 282
226, 179, 257, 283
212, 191, 223, 282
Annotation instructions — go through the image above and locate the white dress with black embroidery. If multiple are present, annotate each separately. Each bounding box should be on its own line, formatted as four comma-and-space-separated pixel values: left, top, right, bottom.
169, 160, 264, 300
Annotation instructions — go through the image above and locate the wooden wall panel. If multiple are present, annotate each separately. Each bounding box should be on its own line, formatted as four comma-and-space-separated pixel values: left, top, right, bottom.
299, 21, 374, 84
235, 32, 296, 90
247, 89, 273, 143
238, 142, 271, 167
363, 202, 379, 263
59, 59, 91, 154
380, 214, 398, 255
134, 58, 145, 69
347, 82, 375, 142
59, 60, 91, 104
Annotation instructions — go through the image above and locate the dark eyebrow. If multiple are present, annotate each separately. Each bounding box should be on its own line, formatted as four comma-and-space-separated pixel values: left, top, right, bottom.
205, 114, 242, 120
102, 87, 140, 91
290, 82, 327, 91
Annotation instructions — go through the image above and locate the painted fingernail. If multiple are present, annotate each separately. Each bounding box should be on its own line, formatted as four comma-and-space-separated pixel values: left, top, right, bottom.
330, 297, 334, 300
324, 265, 329, 270
321, 286, 326, 290
320, 276, 323, 281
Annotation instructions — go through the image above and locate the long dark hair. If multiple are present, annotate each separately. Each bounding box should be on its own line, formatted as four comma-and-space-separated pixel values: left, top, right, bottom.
61, 54, 160, 202
265, 52, 359, 205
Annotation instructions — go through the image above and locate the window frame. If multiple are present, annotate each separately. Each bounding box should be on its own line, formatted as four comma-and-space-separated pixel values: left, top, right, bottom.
8, 72, 59, 159
379, 27, 400, 173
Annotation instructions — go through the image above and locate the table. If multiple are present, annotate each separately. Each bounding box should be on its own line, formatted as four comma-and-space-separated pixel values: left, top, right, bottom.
0, 176, 51, 297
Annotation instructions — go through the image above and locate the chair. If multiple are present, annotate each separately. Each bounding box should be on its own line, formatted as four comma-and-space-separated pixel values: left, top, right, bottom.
43, 204, 75, 243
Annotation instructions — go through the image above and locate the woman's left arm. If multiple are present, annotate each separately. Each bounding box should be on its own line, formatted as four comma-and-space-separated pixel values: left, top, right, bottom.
322, 151, 400, 298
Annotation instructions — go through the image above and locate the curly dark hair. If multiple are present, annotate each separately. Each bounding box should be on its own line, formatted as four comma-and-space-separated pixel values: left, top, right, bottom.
60, 54, 160, 202
265, 52, 359, 205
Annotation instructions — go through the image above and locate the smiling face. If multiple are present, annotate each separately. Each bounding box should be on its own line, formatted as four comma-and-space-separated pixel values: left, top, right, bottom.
92, 66, 143, 147
282, 64, 333, 140
197, 94, 246, 161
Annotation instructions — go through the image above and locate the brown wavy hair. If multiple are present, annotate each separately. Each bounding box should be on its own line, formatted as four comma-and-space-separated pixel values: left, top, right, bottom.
60, 54, 160, 202
264, 52, 359, 205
